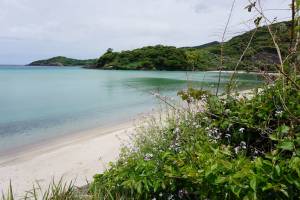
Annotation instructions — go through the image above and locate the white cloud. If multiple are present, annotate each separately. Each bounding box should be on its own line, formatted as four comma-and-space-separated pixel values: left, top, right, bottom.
0, 0, 291, 64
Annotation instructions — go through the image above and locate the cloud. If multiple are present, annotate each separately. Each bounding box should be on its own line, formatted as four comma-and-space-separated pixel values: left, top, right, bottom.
0, 0, 291, 64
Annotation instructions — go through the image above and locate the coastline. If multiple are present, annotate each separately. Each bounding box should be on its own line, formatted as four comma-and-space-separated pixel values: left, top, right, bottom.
0, 119, 136, 198
207, 70, 279, 75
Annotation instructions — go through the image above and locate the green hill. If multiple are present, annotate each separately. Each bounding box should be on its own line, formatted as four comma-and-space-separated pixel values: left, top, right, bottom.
95, 46, 193, 71
28, 56, 97, 66
95, 21, 291, 71
29, 21, 291, 71
180, 41, 220, 50
185, 21, 291, 71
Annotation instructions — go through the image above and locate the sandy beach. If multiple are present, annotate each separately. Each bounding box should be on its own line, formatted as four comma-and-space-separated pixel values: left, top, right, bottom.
0, 120, 136, 198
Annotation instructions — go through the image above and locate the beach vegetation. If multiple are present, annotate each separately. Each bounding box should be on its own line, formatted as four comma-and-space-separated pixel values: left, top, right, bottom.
90, 77, 300, 199
1, 179, 83, 200
89, 1, 300, 199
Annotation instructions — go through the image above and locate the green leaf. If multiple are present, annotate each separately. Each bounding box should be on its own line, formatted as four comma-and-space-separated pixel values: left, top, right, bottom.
275, 165, 281, 176
269, 133, 278, 141
280, 189, 289, 198
295, 137, 300, 145
262, 183, 273, 191
279, 125, 290, 134
293, 180, 300, 189
161, 181, 166, 189
136, 181, 142, 194
216, 176, 226, 184
290, 157, 300, 177
231, 185, 242, 197
277, 140, 294, 151
254, 158, 263, 168
250, 177, 257, 191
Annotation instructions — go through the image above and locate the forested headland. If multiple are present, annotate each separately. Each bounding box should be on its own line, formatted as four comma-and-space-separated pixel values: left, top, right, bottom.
29, 21, 291, 72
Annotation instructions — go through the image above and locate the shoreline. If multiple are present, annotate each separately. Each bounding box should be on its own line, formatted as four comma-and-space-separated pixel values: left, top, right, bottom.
0, 117, 135, 162
12, 64, 276, 74
207, 70, 279, 75
0, 119, 137, 198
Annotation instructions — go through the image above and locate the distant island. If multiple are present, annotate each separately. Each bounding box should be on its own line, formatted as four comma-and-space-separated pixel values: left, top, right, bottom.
28, 21, 290, 71
28, 56, 97, 67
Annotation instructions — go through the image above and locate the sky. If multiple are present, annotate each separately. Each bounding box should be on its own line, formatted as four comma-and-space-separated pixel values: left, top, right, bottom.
0, 0, 291, 64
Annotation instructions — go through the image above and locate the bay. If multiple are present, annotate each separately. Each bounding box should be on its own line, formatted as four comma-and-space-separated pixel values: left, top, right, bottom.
0, 66, 263, 152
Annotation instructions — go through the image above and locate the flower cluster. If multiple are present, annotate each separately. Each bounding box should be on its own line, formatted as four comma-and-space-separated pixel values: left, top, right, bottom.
178, 189, 189, 199
206, 127, 222, 140
234, 141, 247, 154
275, 110, 283, 117
170, 127, 181, 152
170, 142, 181, 152
168, 194, 175, 200
144, 153, 153, 161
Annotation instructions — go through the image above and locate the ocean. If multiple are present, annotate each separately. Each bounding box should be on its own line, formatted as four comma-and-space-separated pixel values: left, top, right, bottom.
0, 66, 263, 153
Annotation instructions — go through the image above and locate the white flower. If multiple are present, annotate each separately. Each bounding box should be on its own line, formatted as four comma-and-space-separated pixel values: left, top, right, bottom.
225, 134, 231, 142
168, 194, 174, 200
207, 127, 222, 140
234, 146, 241, 154
239, 128, 245, 133
225, 109, 231, 114
152, 198, 157, 200
275, 110, 283, 117
178, 189, 188, 198
159, 193, 163, 197
144, 153, 153, 161
240, 141, 247, 149
173, 127, 180, 134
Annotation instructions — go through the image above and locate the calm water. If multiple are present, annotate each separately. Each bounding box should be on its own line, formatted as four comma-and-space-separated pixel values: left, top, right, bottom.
0, 66, 263, 153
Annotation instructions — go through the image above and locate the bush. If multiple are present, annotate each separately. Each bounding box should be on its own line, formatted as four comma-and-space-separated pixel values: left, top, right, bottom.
90, 78, 300, 199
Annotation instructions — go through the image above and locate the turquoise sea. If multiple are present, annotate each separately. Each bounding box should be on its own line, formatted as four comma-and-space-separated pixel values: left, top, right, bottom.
0, 66, 263, 153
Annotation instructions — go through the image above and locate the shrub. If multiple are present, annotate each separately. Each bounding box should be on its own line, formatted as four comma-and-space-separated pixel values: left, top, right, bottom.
90, 78, 300, 199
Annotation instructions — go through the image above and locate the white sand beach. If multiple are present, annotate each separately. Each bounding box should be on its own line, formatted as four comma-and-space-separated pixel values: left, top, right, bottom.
0, 121, 136, 198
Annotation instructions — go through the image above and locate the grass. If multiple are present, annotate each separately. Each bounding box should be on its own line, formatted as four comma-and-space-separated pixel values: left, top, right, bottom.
1, 178, 84, 200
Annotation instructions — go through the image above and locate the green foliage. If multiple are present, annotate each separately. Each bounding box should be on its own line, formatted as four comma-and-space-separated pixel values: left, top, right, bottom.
95, 21, 292, 72
28, 56, 97, 67
28, 21, 292, 71
221, 21, 291, 71
90, 78, 300, 199
1, 179, 83, 200
185, 49, 219, 70
192, 21, 291, 71
96, 45, 192, 71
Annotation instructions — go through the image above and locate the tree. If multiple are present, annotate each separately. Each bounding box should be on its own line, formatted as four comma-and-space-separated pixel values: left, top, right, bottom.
107, 48, 113, 53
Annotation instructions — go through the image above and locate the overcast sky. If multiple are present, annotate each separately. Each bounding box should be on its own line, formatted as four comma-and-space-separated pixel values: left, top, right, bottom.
0, 0, 290, 64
